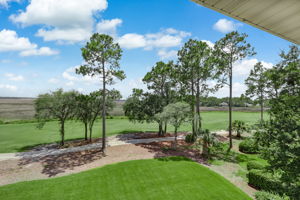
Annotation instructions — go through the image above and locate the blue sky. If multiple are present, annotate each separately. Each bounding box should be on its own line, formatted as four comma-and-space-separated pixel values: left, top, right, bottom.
0, 0, 293, 98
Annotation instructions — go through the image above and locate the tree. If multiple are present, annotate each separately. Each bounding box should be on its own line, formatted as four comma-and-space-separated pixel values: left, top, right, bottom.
200, 129, 217, 158
35, 89, 78, 146
123, 89, 165, 136
176, 39, 220, 136
143, 61, 176, 135
255, 45, 300, 198
75, 94, 92, 141
160, 102, 190, 148
76, 34, 125, 152
232, 120, 248, 138
215, 31, 255, 150
245, 62, 268, 122
76, 89, 121, 142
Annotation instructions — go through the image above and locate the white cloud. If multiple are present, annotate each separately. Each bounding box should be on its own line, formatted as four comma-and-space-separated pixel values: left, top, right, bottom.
0, 59, 11, 63
158, 49, 177, 60
117, 34, 147, 49
48, 78, 59, 84
113, 78, 147, 98
66, 81, 74, 86
0, 29, 36, 52
96, 18, 122, 36
212, 82, 247, 97
0, 29, 58, 56
201, 40, 214, 48
4, 73, 24, 81
213, 19, 242, 33
20, 47, 59, 57
233, 59, 273, 78
62, 66, 99, 84
10, 0, 108, 43
117, 28, 191, 50
0, 0, 18, 7
0, 84, 17, 91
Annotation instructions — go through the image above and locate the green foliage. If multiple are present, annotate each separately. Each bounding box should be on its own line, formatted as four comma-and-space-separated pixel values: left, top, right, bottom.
34, 89, 78, 145
255, 45, 300, 199
185, 133, 196, 143
160, 102, 190, 146
76, 33, 125, 151
247, 161, 267, 171
215, 31, 256, 149
239, 138, 259, 154
0, 120, 4, 124
232, 120, 248, 137
199, 129, 218, 158
248, 170, 284, 195
245, 62, 268, 122
255, 191, 290, 200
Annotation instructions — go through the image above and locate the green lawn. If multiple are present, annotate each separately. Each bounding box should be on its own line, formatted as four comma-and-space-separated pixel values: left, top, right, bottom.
0, 111, 263, 153
0, 157, 251, 200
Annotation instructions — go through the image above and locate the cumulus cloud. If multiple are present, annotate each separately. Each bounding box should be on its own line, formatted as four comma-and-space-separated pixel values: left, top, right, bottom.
20, 47, 59, 57
62, 66, 99, 85
10, 0, 108, 43
0, 29, 58, 56
48, 78, 59, 84
0, 84, 17, 91
117, 28, 191, 50
0, 0, 18, 7
96, 18, 122, 36
201, 40, 214, 48
117, 33, 147, 49
158, 49, 177, 60
213, 19, 242, 33
233, 59, 273, 78
214, 82, 247, 97
4, 73, 24, 81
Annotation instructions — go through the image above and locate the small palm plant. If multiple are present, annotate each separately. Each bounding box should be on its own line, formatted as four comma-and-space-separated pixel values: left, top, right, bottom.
232, 120, 248, 138
199, 129, 217, 158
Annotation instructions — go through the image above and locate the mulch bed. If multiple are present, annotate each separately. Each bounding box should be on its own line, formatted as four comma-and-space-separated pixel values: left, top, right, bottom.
137, 140, 208, 165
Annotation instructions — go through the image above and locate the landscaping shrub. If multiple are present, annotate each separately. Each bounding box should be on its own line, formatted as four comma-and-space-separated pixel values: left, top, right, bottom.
247, 161, 267, 171
255, 191, 290, 200
0, 120, 4, 125
239, 138, 259, 153
248, 169, 284, 195
185, 133, 196, 143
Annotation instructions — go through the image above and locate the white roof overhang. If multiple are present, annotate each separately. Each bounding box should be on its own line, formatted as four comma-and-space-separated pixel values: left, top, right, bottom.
192, 0, 300, 45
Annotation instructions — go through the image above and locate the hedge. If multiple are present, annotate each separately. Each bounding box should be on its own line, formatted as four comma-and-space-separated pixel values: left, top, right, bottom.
248, 169, 284, 195
247, 161, 267, 171
239, 138, 259, 154
255, 191, 290, 200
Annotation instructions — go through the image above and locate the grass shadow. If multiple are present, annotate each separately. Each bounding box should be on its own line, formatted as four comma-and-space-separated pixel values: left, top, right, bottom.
156, 156, 193, 162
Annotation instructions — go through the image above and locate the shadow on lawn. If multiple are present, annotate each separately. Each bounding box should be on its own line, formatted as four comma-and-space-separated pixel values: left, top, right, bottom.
18, 149, 104, 177
136, 141, 208, 165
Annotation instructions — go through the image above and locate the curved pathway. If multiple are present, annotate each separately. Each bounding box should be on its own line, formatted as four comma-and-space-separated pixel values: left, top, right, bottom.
0, 135, 185, 161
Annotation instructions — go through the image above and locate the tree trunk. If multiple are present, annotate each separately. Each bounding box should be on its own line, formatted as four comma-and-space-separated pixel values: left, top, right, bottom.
89, 126, 93, 142
202, 141, 209, 158
174, 127, 178, 148
237, 131, 241, 138
196, 80, 201, 131
101, 62, 106, 153
228, 64, 233, 150
164, 122, 167, 136
260, 92, 264, 123
191, 80, 195, 136
60, 120, 65, 146
84, 122, 88, 140
158, 122, 163, 136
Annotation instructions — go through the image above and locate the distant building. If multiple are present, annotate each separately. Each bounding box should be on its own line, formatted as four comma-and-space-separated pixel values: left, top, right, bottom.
219, 102, 228, 107
245, 103, 253, 107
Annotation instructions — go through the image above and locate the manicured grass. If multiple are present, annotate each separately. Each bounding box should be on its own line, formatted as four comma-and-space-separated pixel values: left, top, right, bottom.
0, 157, 251, 200
0, 111, 264, 153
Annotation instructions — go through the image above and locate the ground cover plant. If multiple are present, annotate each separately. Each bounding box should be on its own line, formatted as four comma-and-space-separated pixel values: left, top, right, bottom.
0, 111, 263, 153
0, 157, 251, 200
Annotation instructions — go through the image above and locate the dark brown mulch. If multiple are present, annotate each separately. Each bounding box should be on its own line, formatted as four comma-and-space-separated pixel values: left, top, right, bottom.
136, 140, 208, 165
18, 149, 104, 177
